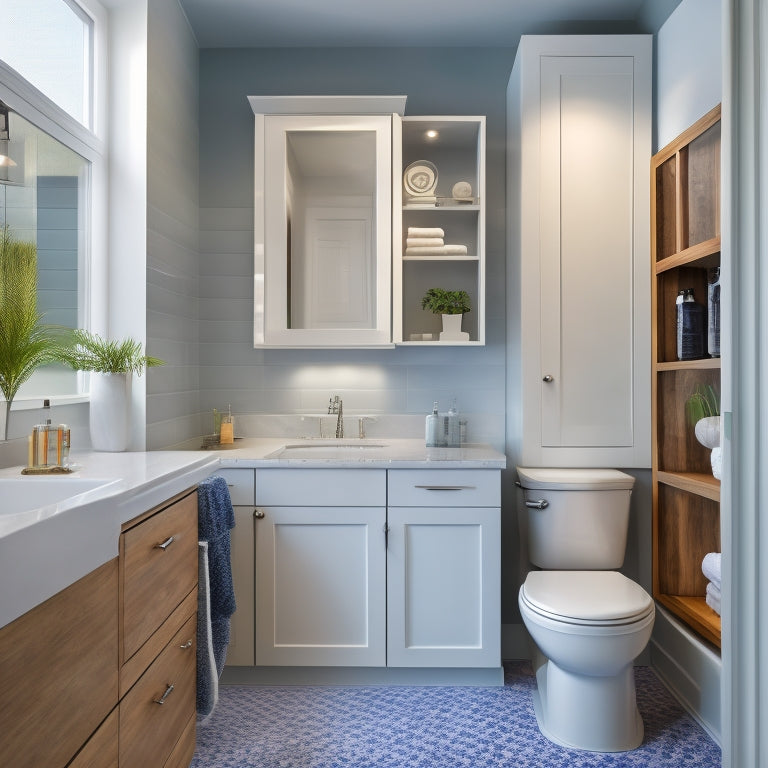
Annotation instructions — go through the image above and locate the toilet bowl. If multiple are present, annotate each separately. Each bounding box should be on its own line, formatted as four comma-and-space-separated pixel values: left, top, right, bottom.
516, 467, 655, 752
519, 570, 655, 752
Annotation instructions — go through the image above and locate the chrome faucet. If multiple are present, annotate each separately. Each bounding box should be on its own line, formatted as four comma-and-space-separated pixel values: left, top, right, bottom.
328, 395, 343, 438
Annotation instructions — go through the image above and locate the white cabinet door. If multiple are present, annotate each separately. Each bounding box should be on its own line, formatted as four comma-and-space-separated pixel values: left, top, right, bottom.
508, 35, 652, 467
255, 505, 386, 666
386, 506, 500, 668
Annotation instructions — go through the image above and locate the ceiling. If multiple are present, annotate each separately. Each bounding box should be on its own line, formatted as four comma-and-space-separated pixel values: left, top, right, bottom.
177, 0, 682, 49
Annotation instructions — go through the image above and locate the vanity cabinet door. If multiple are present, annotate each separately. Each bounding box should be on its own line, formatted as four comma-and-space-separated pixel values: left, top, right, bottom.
254, 505, 386, 666
386, 506, 500, 668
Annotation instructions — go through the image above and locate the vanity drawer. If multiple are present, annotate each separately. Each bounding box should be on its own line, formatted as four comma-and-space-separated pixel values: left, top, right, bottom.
121, 490, 198, 662
119, 614, 196, 768
256, 468, 386, 506
211, 468, 254, 506
388, 470, 500, 507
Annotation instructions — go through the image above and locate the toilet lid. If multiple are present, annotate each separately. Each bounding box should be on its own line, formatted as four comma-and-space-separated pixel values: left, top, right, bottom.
522, 571, 653, 622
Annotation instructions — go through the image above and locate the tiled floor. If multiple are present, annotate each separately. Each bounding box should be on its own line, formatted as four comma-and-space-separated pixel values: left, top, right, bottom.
191, 662, 721, 767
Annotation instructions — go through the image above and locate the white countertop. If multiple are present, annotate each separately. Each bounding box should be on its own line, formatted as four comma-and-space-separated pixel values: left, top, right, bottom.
0, 439, 505, 629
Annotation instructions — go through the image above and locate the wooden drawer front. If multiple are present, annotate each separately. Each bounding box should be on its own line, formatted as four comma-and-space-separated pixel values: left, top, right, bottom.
0, 559, 118, 768
388, 470, 500, 507
68, 708, 119, 768
256, 468, 386, 506
212, 468, 254, 506
119, 614, 196, 768
122, 491, 198, 661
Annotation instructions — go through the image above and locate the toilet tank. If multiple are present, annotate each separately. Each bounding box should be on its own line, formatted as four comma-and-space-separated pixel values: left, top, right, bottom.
517, 467, 635, 569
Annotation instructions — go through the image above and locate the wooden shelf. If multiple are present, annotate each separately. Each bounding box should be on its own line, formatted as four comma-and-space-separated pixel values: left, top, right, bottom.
656, 358, 721, 372
655, 237, 720, 274
657, 470, 720, 502
656, 594, 721, 649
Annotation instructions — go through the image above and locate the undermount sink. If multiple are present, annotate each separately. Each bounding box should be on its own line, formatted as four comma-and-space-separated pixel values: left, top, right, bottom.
0, 476, 117, 517
266, 440, 389, 458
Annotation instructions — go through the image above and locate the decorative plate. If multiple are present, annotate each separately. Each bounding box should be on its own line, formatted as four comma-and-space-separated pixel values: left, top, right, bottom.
404, 160, 438, 197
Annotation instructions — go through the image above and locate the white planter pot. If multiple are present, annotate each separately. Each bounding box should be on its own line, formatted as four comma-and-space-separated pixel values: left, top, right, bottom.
439, 313, 469, 342
0, 400, 7, 442
89, 373, 131, 452
694, 415, 721, 450
711, 446, 722, 480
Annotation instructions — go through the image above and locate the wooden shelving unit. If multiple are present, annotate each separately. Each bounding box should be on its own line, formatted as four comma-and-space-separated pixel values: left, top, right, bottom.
651, 104, 722, 649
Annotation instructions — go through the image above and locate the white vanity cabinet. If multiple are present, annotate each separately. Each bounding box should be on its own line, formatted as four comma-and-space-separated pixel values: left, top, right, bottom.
253, 468, 387, 666
212, 468, 256, 667
386, 470, 501, 668
507, 36, 652, 467
393, 116, 486, 345
249, 96, 405, 348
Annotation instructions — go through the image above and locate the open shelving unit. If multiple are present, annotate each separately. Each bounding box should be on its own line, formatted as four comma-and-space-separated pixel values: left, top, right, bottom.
651, 104, 722, 648
393, 116, 485, 345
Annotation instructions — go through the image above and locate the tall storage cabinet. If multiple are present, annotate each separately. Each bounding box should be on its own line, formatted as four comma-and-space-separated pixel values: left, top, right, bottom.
651, 105, 722, 648
507, 35, 652, 467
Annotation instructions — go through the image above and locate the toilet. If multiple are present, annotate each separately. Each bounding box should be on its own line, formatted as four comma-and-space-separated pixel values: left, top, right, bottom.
516, 467, 655, 753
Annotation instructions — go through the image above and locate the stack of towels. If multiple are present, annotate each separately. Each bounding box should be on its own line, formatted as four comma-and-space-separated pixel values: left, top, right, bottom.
702, 551, 721, 616
405, 226, 468, 256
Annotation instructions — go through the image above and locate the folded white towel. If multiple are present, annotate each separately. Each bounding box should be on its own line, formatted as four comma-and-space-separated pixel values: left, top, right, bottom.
406, 237, 444, 247
706, 580, 721, 615
405, 244, 468, 256
702, 552, 721, 588
405, 195, 437, 204
408, 227, 444, 238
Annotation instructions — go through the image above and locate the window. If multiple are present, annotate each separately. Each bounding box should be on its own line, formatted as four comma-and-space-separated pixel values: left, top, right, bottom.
0, 0, 93, 128
0, 0, 106, 404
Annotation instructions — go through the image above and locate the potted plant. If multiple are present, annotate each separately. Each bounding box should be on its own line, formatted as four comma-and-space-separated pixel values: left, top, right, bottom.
59, 329, 163, 451
0, 227, 68, 441
685, 383, 721, 478
421, 288, 471, 340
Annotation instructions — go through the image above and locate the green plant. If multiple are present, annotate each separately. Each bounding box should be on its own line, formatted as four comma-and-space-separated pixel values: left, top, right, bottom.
0, 227, 68, 440
421, 288, 471, 315
59, 329, 163, 375
685, 383, 720, 426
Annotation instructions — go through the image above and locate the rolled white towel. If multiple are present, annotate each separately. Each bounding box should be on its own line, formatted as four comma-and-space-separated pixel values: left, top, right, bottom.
406, 237, 444, 247
702, 552, 722, 588
706, 581, 721, 615
405, 244, 468, 256
408, 227, 444, 238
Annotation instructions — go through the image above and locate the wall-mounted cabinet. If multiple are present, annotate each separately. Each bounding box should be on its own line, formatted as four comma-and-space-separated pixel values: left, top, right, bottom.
651, 104, 721, 648
393, 116, 485, 345
249, 96, 406, 348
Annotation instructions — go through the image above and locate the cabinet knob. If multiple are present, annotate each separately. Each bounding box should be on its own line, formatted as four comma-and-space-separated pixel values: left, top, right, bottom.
254, 508, 265, 519
542, 375, 554, 383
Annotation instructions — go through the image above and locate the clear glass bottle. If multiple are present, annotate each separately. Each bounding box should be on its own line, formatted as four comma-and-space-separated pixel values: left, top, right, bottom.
425, 401, 439, 447
708, 267, 720, 357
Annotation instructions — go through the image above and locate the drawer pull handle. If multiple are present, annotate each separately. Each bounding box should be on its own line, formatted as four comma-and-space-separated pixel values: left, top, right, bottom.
414, 485, 476, 491
153, 684, 175, 705
180, 640, 193, 649
155, 536, 175, 551
525, 499, 549, 510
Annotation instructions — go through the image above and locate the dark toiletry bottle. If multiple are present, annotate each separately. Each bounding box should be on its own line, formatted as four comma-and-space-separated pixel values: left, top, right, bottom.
676, 288, 706, 360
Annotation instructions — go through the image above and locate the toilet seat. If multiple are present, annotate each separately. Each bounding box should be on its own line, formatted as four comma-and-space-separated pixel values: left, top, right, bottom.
521, 571, 654, 627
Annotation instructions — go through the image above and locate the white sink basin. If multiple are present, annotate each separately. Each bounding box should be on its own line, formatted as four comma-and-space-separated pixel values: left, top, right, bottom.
266, 440, 389, 459
0, 476, 117, 517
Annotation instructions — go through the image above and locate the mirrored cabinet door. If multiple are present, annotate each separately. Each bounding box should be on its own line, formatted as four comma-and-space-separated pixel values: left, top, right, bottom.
256, 113, 393, 347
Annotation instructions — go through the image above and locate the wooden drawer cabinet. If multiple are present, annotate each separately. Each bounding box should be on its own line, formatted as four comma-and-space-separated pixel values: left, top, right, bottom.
119, 614, 196, 768
0, 559, 118, 768
121, 490, 198, 662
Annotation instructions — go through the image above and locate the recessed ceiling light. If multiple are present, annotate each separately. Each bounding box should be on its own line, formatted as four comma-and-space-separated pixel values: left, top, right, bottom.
425, 130, 439, 140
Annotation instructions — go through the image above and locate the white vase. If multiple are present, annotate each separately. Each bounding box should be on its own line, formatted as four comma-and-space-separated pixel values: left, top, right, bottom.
694, 415, 721, 450
0, 400, 7, 442
710, 446, 722, 480
89, 372, 131, 451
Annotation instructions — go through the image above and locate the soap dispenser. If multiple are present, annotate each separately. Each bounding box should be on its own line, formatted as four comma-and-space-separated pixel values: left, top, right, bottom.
425, 401, 439, 447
